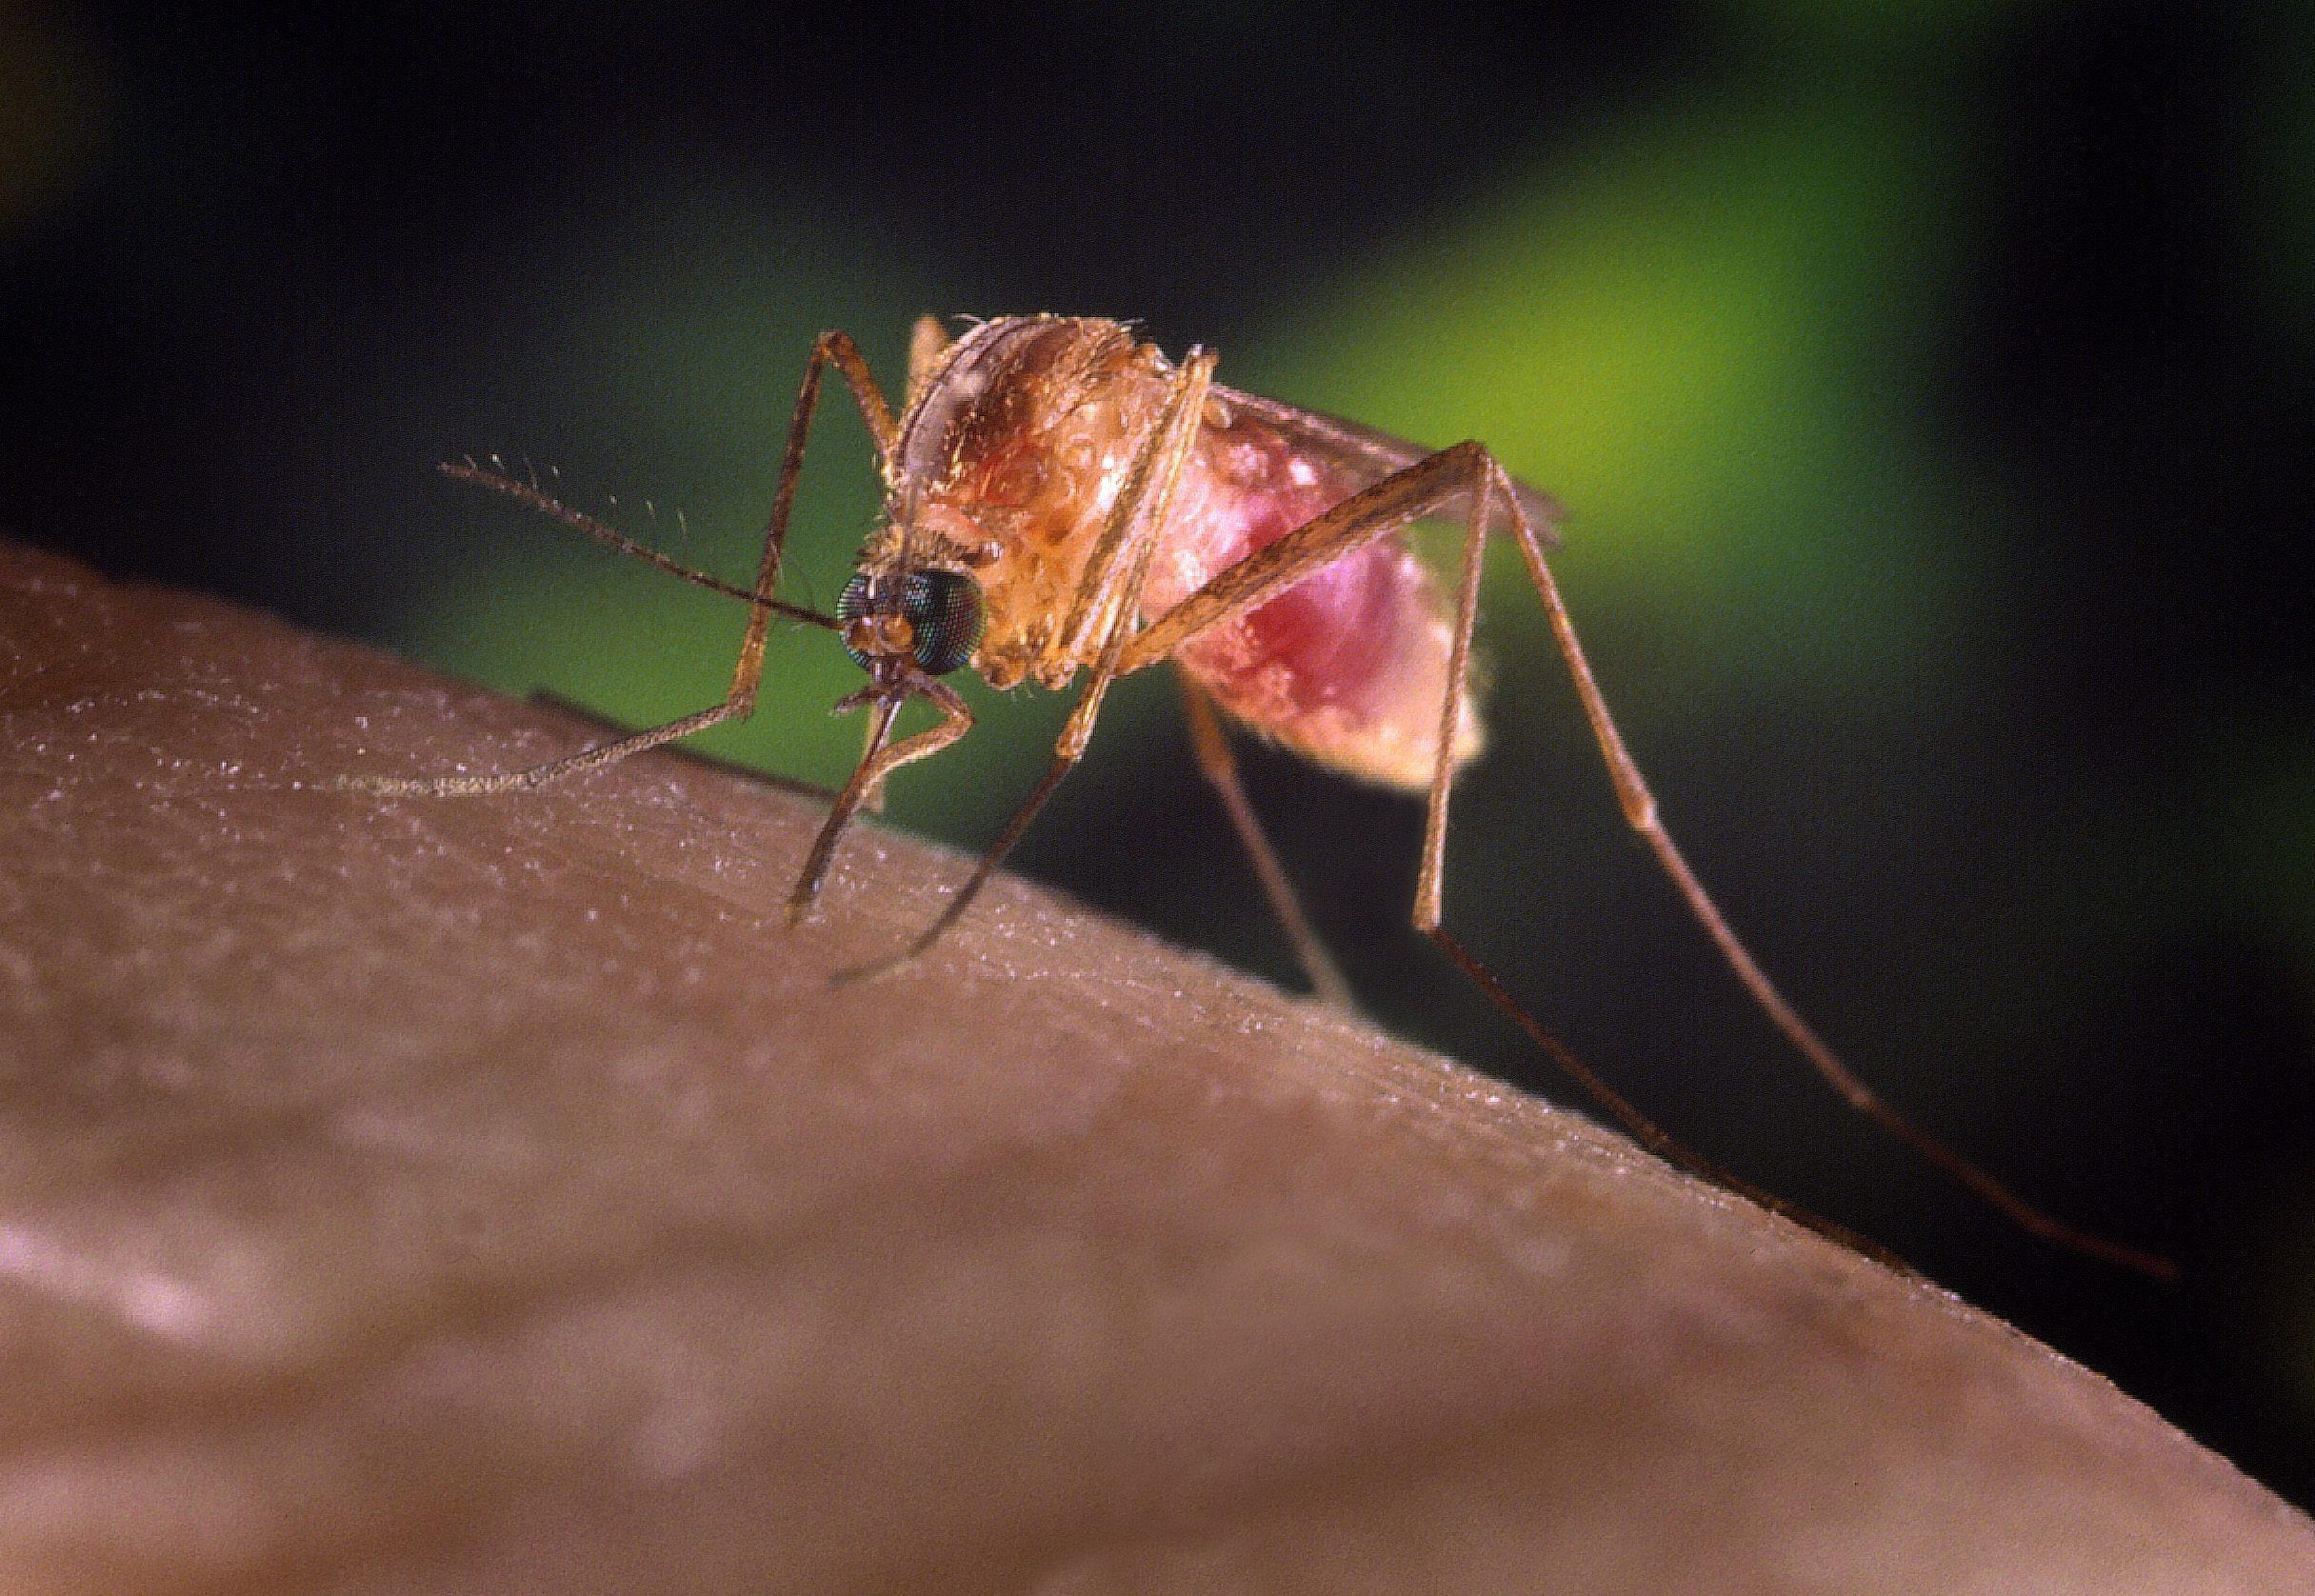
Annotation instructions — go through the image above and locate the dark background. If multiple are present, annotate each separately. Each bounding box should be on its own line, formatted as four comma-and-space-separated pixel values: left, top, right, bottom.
6, 1, 2310, 1507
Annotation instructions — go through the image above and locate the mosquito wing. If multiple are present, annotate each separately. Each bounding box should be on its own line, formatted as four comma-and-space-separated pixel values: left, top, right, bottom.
1207, 384, 1564, 546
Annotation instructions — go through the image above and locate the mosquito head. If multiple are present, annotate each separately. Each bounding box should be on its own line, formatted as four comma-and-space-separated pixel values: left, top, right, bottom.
792, 569, 979, 927
837, 567, 984, 681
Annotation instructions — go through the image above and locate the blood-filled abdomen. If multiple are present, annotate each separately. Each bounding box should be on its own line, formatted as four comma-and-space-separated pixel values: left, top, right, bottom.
1148, 409, 1483, 790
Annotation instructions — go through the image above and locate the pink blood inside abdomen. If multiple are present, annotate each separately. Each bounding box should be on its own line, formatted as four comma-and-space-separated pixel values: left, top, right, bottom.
1147, 419, 1476, 788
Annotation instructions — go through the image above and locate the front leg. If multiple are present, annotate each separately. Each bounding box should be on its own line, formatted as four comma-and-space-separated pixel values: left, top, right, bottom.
1178, 674, 1356, 1011
788, 678, 973, 922
334, 329, 897, 799
838, 349, 1220, 980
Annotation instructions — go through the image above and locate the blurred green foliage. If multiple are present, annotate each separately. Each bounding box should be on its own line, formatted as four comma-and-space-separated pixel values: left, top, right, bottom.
1247, 86, 1966, 695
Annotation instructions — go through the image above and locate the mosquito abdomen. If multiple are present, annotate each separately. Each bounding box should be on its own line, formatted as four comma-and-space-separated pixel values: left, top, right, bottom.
1151, 408, 1484, 788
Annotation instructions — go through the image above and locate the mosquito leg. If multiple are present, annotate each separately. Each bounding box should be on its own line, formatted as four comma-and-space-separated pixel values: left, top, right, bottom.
1487, 473, 2176, 1278
838, 320, 929, 820
1131, 438, 1888, 1255
1405, 457, 1903, 1264
906, 314, 953, 408
788, 678, 973, 920
522, 689, 837, 801
1117, 443, 1492, 676
838, 351, 1219, 978
334, 331, 895, 799
1178, 675, 1357, 1012
859, 710, 891, 815
1118, 437, 2169, 1276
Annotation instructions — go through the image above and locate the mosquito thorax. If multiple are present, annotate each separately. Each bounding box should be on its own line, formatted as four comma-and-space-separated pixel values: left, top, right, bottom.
837, 568, 984, 676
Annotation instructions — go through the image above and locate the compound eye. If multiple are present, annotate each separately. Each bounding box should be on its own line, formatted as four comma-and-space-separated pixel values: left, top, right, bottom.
836, 571, 877, 670
902, 569, 983, 675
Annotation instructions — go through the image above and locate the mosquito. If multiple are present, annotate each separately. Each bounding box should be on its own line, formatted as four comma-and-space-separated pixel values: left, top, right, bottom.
341, 313, 2171, 1278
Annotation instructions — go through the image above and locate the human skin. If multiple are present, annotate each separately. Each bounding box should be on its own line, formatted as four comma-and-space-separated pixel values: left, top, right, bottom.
0, 537, 2308, 1593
